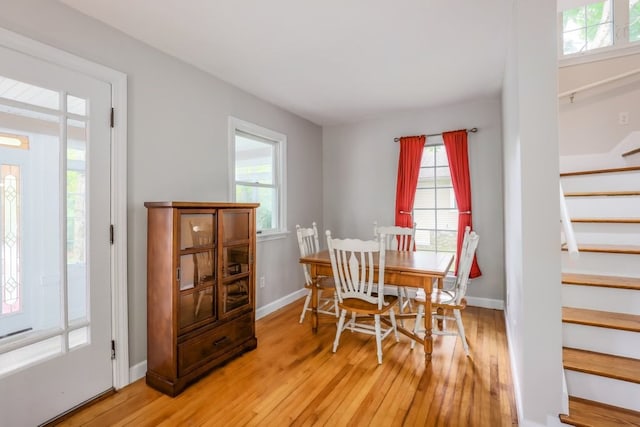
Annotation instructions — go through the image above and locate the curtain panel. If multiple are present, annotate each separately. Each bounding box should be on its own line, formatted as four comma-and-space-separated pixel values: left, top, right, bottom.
442, 130, 482, 278
394, 136, 425, 229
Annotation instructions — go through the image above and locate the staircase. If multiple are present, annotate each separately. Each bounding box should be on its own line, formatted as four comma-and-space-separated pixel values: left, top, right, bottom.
558, 166, 640, 426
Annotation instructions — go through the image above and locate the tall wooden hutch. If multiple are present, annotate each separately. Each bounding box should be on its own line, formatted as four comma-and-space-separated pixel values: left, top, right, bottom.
144, 202, 259, 396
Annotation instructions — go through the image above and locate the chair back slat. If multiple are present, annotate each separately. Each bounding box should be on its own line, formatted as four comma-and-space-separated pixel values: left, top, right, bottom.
296, 222, 321, 286
452, 231, 479, 305
326, 232, 386, 309
373, 222, 416, 252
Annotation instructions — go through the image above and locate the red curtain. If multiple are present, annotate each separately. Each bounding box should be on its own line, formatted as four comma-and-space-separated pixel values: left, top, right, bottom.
442, 130, 482, 278
395, 136, 425, 229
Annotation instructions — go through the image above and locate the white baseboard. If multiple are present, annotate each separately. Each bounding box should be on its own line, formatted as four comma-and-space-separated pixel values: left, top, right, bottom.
465, 296, 505, 310
256, 288, 307, 320
129, 360, 147, 383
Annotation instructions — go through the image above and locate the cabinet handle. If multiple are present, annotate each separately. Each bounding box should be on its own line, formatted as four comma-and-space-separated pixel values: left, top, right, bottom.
213, 337, 229, 347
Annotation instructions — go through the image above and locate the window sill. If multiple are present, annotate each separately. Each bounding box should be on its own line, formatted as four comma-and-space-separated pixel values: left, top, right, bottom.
559, 43, 640, 68
257, 230, 290, 243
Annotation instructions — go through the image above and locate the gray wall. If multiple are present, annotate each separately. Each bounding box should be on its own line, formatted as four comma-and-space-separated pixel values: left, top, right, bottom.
502, 0, 564, 424
322, 97, 505, 304
0, 0, 322, 368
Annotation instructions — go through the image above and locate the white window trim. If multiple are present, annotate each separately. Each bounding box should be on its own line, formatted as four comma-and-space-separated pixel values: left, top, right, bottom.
228, 117, 287, 241
0, 27, 129, 389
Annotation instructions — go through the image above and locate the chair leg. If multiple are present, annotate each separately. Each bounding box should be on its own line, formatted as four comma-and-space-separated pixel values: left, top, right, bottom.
453, 309, 470, 356
333, 309, 347, 353
411, 304, 424, 350
389, 308, 399, 342
333, 292, 339, 318
299, 289, 312, 324
374, 314, 383, 364
396, 287, 405, 328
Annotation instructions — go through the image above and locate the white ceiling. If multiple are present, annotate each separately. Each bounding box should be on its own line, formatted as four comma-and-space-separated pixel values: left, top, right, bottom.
59, 0, 511, 126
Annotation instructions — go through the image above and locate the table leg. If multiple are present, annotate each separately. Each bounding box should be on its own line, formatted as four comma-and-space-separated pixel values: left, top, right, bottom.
436, 276, 445, 330
423, 277, 433, 362
311, 266, 319, 333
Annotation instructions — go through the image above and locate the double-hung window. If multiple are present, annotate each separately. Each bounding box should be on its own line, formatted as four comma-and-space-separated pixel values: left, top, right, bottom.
413, 143, 458, 258
229, 117, 287, 237
560, 0, 640, 58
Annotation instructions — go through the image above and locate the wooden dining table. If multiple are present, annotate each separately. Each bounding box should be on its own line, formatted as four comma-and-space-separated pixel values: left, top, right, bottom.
299, 249, 454, 362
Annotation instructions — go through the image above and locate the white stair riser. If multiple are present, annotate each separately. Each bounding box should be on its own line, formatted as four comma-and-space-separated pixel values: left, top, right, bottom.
562, 252, 640, 277
563, 323, 640, 359
562, 223, 640, 245
565, 196, 640, 218
565, 370, 640, 411
561, 172, 640, 193
562, 285, 640, 315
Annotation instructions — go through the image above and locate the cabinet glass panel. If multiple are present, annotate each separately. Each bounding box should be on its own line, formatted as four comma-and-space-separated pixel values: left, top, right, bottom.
179, 253, 215, 329
180, 213, 216, 250
223, 246, 249, 278
222, 211, 249, 243
179, 286, 214, 329
221, 278, 250, 315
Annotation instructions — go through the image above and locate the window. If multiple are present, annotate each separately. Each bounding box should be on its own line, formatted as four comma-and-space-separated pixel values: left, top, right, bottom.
229, 117, 286, 236
560, 0, 640, 58
413, 144, 458, 257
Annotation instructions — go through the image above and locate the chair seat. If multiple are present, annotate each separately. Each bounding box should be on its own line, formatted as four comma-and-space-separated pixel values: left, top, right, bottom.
303, 276, 335, 291
339, 295, 398, 315
415, 289, 455, 304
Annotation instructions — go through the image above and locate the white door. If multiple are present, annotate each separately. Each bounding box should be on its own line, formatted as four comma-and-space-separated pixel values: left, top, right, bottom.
0, 44, 112, 426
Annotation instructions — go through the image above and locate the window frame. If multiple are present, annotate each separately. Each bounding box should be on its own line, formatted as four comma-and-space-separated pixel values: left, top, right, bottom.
412, 142, 458, 258
558, 0, 640, 65
228, 117, 287, 240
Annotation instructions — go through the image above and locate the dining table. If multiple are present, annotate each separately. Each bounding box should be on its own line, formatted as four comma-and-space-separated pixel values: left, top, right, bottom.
299, 249, 454, 362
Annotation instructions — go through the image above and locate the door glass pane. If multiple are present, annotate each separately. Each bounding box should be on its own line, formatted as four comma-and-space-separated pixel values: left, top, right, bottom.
67, 119, 87, 323
66, 95, 86, 116
0, 103, 62, 340
0, 76, 59, 110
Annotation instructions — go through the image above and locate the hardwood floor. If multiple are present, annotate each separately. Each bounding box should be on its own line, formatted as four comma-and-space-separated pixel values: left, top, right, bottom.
57, 300, 518, 426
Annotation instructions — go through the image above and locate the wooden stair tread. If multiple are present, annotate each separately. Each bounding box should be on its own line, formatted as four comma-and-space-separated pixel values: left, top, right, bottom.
559, 396, 640, 427
560, 166, 640, 177
562, 273, 640, 291
563, 347, 640, 384
563, 307, 640, 332
564, 191, 640, 197
570, 217, 640, 224
561, 243, 640, 254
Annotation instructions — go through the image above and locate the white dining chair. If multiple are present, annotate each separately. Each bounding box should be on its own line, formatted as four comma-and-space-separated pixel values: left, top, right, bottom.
296, 222, 338, 323
326, 230, 399, 364
373, 222, 416, 315
411, 231, 480, 356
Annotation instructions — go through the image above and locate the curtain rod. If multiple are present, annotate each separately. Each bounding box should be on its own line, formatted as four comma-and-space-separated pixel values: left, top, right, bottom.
393, 127, 478, 142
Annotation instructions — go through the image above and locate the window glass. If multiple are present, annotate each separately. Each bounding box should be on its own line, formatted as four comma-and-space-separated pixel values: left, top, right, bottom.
230, 118, 286, 234
631, 0, 640, 42
414, 145, 458, 257
562, 1, 613, 55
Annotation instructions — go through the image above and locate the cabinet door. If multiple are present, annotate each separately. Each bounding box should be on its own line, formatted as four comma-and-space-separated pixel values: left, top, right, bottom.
219, 210, 253, 318
178, 212, 217, 330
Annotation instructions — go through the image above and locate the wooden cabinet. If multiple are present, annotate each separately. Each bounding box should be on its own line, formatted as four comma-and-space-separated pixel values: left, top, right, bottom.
144, 201, 259, 396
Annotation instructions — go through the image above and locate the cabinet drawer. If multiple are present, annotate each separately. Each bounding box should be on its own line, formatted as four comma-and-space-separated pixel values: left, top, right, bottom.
178, 314, 253, 375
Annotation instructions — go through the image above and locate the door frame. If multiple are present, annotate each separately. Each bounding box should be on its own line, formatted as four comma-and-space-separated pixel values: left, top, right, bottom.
0, 27, 130, 389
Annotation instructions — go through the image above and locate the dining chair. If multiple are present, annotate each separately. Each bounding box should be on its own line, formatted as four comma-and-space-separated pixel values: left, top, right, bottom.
296, 223, 338, 323
411, 230, 479, 356
373, 222, 416, 315
326, 230, 399, 364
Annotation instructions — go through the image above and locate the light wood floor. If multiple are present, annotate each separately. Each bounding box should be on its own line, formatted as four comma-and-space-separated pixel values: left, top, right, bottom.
58, 300, 518, 426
